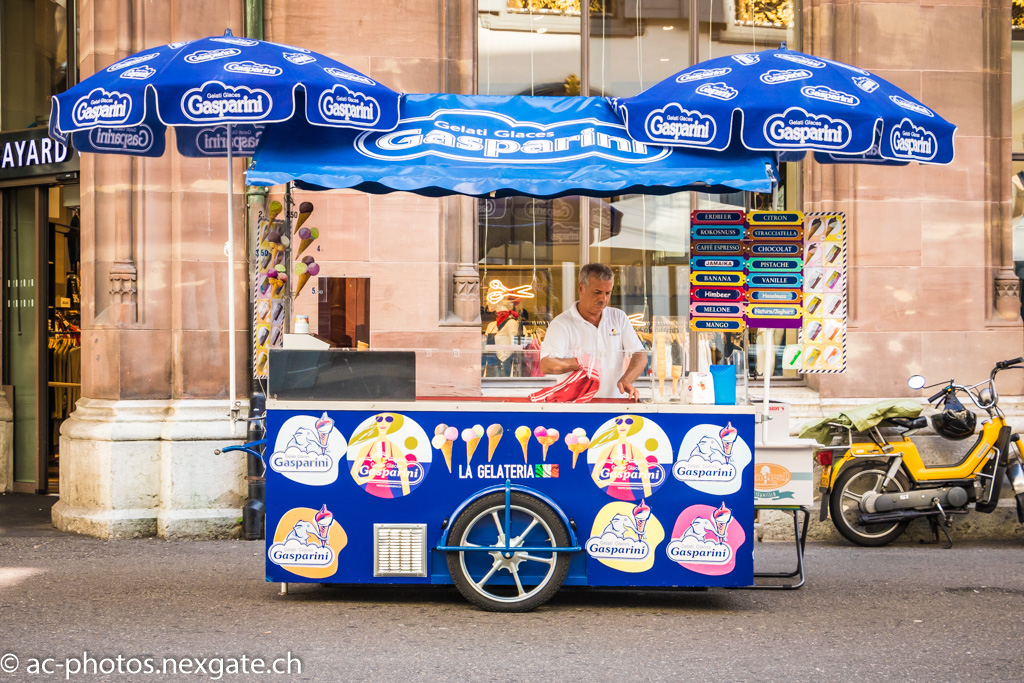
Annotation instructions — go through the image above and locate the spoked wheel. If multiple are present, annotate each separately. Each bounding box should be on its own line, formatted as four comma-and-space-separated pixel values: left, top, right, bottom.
829, 463, 911, 547
446, 492, 571, 612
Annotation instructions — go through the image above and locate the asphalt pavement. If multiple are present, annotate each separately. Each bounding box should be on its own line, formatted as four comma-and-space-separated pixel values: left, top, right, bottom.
1, 493, 1023, 682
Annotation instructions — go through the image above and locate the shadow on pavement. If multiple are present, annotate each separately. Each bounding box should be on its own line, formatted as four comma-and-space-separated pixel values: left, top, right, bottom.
0, 493, 61, 538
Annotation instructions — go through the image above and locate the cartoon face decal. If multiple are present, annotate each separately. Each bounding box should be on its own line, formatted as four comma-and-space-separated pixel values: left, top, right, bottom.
267, 505, 348, 579
585, 500, 665, 573
666, 503, 745, 576
347, 413, 432, 499
586, 415, 673, 501
269, 413, 348, 486
673, 422, 751, 495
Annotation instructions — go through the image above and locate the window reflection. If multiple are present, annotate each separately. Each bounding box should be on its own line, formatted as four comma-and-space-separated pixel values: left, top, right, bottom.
0, 0, 73, 130
476, 0, 800, 383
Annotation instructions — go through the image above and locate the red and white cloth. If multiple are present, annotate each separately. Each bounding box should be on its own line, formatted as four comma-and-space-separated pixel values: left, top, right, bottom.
529, 351, 601, 403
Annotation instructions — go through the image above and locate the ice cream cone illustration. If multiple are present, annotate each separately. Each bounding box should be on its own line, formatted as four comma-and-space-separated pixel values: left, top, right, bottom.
515, 426, 531, 463
719, 422, 738, 461
296, 226, 319, 256
534, 427, 559, 461
294, 201, 314, 234
564, 427, 589, 468
632, 499, 651, 538
315, 412, 334, 451
267, 200, 283, 224
442, 426, 457, 471
270, 272, 288, 298
712, 503, 733, 543
463, 425, 484, 467
294, 259, 320, 298
314, 504, 333, 547
486, 424, 503, 461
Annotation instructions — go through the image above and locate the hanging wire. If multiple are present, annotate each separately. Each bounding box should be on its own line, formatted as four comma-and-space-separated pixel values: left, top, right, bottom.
530, 2, 536, 95
635, 0, 644, 91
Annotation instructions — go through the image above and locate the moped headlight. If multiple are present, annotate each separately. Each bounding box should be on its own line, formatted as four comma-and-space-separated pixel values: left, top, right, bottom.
979, 387, 995, 405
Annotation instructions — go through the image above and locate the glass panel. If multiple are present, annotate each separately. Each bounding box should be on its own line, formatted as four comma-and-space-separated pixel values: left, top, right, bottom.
479, 0, 582, 95
1011, 41, 1024, 305
588, 1, 797, 98
0, 0, 71, 129
479, 196, 582, 378
3, 188, 40, 483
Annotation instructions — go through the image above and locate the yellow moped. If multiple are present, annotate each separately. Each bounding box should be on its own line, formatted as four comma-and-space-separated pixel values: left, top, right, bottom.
816, 358, 1024, 547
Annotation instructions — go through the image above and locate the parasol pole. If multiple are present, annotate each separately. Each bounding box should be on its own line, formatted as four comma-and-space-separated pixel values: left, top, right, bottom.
226, 123, 237, 422
760, 169, 782, 444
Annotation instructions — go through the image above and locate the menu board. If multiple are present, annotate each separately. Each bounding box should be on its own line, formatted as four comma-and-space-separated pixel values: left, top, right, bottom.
689, 211, 747, 333
799, 213, 847, 373
744, 211, 804, 329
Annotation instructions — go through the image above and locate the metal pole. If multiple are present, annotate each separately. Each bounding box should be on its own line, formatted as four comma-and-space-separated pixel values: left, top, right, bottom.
687, 0, 700, 377
226, 124, 237, 420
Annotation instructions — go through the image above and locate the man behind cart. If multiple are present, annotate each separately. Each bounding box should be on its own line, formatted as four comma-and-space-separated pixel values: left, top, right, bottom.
537, 263, 647, 402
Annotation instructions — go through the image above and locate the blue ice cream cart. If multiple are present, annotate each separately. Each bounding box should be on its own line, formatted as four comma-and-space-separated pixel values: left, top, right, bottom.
262, 349, 754, 612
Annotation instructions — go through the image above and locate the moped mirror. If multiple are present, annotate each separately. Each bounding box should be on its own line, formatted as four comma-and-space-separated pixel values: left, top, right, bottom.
907, 375, 926, 390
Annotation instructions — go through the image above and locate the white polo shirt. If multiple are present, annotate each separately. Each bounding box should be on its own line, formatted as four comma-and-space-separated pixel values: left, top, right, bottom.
541, 302, 646, 399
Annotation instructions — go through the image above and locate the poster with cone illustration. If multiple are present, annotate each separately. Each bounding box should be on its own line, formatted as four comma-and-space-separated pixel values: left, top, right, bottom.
253, 195, 289, 379
799, 212, 847, 373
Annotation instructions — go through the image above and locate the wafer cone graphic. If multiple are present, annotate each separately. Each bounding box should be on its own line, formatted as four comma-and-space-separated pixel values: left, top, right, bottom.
538, 429, 559, 461
441, 441, 453, 471
573, 437, 590, 469
515, 426, 530, 463
296, 227, 319, 257
466, 437, 480, 465
293, 261, 320, 299
267, 200, 283, 223
486, 424, 503, 461
294, 201, 314, 234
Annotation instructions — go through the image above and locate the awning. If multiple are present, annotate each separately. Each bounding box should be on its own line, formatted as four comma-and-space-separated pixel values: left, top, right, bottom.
247, 94, 778, 198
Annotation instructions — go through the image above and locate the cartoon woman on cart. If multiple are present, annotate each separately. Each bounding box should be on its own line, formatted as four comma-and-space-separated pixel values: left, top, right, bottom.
589, 415, 657, 500
349, 413, 418, 498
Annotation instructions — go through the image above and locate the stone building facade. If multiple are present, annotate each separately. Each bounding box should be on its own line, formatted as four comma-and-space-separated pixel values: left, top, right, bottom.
0, 0, 1019, 538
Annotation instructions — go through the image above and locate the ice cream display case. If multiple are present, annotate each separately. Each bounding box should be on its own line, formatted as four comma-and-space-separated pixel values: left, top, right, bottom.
264, 349, 755, 611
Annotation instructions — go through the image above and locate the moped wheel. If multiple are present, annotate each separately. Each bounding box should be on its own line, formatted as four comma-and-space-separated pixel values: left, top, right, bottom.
446, 492, 571, 612
829, 463, 911, 547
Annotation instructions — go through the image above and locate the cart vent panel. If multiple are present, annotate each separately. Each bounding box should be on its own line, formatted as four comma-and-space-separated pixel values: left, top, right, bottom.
373, 524, 428, 577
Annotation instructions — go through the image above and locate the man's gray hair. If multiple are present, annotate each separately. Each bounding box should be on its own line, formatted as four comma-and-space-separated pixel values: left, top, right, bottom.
579, 263, 614, 288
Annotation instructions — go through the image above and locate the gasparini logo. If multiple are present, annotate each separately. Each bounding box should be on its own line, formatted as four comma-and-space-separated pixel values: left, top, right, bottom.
644, 104, 716, 144
180, 82, 270, 121
71, 88, 132, 127
889, 95, 933, 118
763, 107, 851, 149
889, 118, 937, 161
676, 67, 732, 83
318, 85, 380, 126
324, 67, 376, 86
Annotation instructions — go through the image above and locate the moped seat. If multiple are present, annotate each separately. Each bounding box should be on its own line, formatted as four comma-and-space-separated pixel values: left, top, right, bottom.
887, 416, 928, 430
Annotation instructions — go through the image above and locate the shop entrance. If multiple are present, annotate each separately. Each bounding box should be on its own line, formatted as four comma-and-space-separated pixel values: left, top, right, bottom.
1, 181, 80, 494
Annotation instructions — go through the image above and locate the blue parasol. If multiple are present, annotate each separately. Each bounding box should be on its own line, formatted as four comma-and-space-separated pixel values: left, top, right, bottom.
247, 93, 778, 197
49, 29, 400, 157
47, 29, 402, 416
611, 44, 956, 166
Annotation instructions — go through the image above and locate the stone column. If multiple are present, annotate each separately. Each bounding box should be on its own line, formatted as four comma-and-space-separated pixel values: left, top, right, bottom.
52, 0, 248, 539
453, 196, 482, 323
800, 0, 1023, 399
0, 388, 12, 493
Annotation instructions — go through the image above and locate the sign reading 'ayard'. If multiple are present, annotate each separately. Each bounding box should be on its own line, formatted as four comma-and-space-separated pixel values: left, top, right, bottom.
0, 128, 77, 181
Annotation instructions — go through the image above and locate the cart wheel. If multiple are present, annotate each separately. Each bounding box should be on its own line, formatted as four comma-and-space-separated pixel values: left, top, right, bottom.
446, 492, 571, 612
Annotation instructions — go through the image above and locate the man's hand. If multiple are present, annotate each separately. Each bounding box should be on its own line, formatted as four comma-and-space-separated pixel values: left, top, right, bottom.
616, 377, 640, 401
540, 356, 581, 375
617, 351, 648, 402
